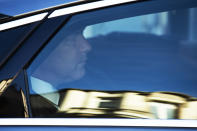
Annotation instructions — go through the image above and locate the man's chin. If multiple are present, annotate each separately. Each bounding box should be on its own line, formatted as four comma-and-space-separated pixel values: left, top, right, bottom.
69, 68, 85, 82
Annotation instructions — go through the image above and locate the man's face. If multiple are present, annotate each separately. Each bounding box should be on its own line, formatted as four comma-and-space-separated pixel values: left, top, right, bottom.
40, 33, 91, 84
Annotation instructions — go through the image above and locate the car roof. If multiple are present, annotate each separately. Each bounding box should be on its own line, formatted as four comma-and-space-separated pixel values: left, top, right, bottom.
0, 0, 87, 16
0, 0, 102, 24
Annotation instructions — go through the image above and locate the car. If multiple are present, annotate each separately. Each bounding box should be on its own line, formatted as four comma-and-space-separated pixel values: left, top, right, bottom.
0, 0, 197, 130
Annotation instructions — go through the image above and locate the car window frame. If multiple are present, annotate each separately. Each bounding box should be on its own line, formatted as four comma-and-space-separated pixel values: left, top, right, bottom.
24, 0, 197, 127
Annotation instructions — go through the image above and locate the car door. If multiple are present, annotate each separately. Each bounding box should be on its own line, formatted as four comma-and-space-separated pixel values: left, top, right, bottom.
0, 0, 197, 130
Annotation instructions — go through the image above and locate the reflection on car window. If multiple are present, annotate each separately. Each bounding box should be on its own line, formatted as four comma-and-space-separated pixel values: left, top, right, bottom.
0, 24, 36, 63
27, 5, 197, 119
0, 79, 26, 117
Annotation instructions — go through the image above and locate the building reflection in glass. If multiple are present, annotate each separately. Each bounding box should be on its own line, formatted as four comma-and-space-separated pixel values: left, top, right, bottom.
54, 89, 197, 119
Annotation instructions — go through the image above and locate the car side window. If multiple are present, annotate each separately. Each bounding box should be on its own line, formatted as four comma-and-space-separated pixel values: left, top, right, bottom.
27, 1, 197, 119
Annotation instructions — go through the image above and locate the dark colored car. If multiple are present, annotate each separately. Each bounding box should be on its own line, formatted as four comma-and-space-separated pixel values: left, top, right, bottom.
0, 0, 197, 130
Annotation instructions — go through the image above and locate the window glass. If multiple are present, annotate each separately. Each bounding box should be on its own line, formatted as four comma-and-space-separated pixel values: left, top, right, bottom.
84, 12, 168, 38
27, 3, 197, 119
0, 23, 37, 63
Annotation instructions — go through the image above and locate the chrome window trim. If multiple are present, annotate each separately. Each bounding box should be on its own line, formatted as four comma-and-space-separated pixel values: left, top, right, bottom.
0, 13, 48, 31
48, 0, 139, 18
0, 119, 196, 127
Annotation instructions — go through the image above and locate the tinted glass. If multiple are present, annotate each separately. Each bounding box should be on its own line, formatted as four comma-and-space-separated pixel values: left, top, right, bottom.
0, 23, 37, 64
27, 1, 197, 119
